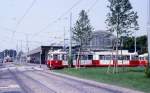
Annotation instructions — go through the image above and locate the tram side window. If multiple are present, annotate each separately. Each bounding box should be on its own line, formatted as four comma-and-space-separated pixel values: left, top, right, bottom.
74, 55, 81, 60
99, 55, 105, 60
131, 55, 138, 60
105, 55, 111, 60
124, 55, 130, 60
114, 55, 130, 60
118, 55, 122, 60
81, 55, 88, 60
139, 57, 144, 60
74, 55, 78, 60
118, 55, 129, 60
62, 55, 67, 60
88, 55, 93, 60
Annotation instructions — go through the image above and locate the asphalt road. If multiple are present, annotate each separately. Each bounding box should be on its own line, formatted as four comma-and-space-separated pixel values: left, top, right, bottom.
0, 63, 142, 93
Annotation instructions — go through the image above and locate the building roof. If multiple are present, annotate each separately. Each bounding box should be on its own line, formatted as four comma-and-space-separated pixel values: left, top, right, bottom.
92, 30, 115, 39
28, 46, 63, 55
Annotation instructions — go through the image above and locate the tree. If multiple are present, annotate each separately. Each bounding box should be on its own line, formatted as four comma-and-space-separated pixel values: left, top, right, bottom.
106, 0, 139, 73
72, 10, 94, 68
122, 35, 147, 54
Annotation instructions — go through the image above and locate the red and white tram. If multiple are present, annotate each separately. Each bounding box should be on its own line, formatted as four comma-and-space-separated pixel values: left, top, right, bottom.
73, 50, 148, 67
46, 50, 148, 69
139, 53, 148, 66
73, 51, 93, 67
92, 50, 140, 67
47, 50, 68, 69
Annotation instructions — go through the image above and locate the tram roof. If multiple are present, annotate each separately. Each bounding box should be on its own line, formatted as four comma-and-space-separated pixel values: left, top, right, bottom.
139, 53, 148, 57
94, 50, 138, 55
48, 50, 67, 54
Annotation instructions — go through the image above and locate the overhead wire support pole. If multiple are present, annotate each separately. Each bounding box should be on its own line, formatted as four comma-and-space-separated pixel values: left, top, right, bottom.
40, 49, 42, 68
148, 0, 150, 63
64, 27, 66, 51
20, 40, 22, 64
69, 13, 72, 67
134, 31, 137, 53
26, 34, 29, 63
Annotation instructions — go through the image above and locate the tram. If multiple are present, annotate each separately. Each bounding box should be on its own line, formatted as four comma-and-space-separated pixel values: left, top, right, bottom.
73, 50, 148, 67
73, 51, 94, 67
47, 50, 68, 69
46, 50, 148, 69
139, 53, 148, 66
92, 50, 140, 67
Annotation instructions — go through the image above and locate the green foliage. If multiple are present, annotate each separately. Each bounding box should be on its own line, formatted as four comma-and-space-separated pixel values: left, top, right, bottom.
122, 35, 147, 53
72, 10, 94, 50
106, 0, 139, 37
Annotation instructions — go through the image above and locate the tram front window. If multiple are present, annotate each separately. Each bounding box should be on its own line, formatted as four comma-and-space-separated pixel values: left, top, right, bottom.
48, 55, 53, 60
53, 54, 60, 60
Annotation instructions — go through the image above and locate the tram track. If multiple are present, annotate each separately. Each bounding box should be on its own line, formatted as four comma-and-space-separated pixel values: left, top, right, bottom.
34, 70, 119, 93
33, 70, 89, 93
9, 68, 56, 93
45, 71, 121, 93
8, 68, 33, 93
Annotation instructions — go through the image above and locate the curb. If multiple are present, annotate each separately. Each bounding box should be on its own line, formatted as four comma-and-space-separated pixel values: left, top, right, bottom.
46, 71, 144, 93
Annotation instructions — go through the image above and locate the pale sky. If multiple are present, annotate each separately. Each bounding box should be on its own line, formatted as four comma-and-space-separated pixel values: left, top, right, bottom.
0, 0, 148, 52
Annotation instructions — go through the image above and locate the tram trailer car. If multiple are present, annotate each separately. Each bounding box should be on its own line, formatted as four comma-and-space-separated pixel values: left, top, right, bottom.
92, 50, 148, 67
73, 52, 94, 67
72, 50, 148, 67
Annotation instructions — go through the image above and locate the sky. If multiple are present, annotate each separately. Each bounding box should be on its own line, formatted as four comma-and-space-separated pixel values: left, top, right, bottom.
0, 0, 148, 52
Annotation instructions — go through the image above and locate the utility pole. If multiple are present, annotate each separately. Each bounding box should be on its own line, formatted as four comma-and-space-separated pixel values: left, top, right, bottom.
16, 42, 18, 62
69, 13, 72, 67
26, 34, 29, 63
134, 31, 137, 53
20, 40, 22, 64
64, 27, 66, 51
148, 0, 150, 62
40, 50, 42, 68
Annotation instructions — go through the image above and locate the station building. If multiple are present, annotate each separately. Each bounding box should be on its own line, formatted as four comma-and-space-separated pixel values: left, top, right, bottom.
28, 30, 115, 64
28, 46, 63, 64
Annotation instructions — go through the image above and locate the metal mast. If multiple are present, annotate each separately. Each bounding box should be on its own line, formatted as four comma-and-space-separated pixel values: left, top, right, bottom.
69, 13, 72, 67
148, 0, 150, 61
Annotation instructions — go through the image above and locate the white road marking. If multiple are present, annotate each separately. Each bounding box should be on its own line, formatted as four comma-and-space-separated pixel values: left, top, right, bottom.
33, 67, 43, 71
8, 67, 16, 70
0, 68, 8, 71
0, 84, 20, 89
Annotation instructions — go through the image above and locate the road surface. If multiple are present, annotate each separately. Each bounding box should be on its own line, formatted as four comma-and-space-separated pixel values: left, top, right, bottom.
0, 62, 142, 93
